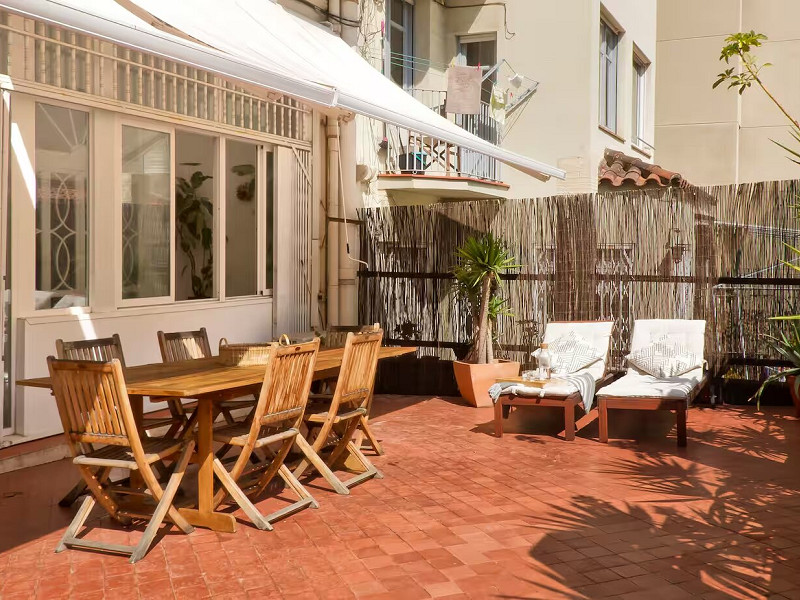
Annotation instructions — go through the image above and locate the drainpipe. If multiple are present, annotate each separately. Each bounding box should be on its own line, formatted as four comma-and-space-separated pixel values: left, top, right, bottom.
326, 118, 341, 327
337, 0, 361, 326
338, 116, 358, 326
329, 0, 341, 28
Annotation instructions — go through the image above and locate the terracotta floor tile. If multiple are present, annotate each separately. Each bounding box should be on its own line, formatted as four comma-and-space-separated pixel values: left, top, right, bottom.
1, 400, 799, 600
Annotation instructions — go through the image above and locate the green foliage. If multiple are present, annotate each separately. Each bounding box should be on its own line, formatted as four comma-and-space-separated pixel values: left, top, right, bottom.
231, 164, 256, 202
176, 170, 214, 298
452, 234, 520, 296
753, 321, 800, 408
452, 234, 521, 364
713, 31, 770, 95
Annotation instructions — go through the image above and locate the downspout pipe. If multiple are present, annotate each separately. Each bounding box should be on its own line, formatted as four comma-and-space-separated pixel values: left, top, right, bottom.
326, 118, 341, 327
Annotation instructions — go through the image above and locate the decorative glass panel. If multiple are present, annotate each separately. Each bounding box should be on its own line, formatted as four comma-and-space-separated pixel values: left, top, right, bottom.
121, 126, 171, 300
35, 103, 89, 310
225, 140, 258, 297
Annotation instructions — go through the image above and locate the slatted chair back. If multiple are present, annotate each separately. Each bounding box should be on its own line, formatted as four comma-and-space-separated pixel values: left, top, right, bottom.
157, 328, 212, 362
249, 339, 320, 436
56, 334, 126, 367
329, 329, 383, 414
47, 357, 142, 455
322, 323, 380, 348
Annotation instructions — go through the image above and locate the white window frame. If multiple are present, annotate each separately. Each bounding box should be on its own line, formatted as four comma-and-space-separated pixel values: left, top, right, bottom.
258, 144, 276, 298
116, 118, 175, 308
599, 17, 620, 134
220, 136, 274, 301
31, 96, 94, 317
386, 0, 414, 89
1, 87, 11, 437
632, 49, 652, 154
456, 33, 498, 100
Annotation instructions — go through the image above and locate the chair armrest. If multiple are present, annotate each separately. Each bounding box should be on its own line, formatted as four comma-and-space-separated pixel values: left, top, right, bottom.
688, 372, 711, 406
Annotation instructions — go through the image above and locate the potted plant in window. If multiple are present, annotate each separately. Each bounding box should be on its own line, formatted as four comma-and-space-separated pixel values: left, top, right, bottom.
176, 169, 213, 299
451, 234, 521, 407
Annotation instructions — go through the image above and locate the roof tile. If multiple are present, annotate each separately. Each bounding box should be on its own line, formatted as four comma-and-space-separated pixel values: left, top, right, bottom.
598, 149, 690, 190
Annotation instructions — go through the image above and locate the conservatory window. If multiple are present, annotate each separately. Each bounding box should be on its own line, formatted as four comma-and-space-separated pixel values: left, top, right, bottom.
121, 125, 172, 301
225, 139, 259, 297
175, 131, 217, 301
35, 103, 90, 310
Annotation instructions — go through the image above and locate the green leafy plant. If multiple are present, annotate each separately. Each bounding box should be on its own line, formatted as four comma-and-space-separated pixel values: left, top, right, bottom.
753, 321, 800, 408
452, 234, 521, 364
176, 170, 213, 299
715, 32, 800, 404
231, 163, 255, 201
714, 31, 800, 162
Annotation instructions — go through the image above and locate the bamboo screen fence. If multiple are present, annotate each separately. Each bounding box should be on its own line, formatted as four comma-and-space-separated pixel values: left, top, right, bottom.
359, 179, 800, 382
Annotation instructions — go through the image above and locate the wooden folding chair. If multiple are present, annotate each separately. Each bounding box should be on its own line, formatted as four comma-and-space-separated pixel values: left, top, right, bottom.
57, 335, 187, 437
55, 335, 188, 507
210, 339, 326, 530
157, 328, 256, 427
294, 329, 384, 493
47, 357, 194, 563
320, 324, 385, 456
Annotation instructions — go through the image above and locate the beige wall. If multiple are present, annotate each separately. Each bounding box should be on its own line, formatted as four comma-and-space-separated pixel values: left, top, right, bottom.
655, 0, 800, 185
437, 0, 657, 197
358, 0, 657, 200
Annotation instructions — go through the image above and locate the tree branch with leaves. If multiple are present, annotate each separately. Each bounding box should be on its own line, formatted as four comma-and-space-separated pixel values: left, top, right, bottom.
714, 31, 800, 161
714, 31, 800, 405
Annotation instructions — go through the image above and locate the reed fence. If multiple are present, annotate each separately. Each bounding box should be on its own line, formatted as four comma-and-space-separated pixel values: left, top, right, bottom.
359, 180, 800, 391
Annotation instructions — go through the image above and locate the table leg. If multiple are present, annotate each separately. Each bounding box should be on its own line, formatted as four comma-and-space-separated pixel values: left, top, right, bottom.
129, 395, 145, 488
130, 395, 144, 433
179, 400, 237, 533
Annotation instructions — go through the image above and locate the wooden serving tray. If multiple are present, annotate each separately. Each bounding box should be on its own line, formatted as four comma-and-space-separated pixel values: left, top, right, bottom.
496, 376, 543, 386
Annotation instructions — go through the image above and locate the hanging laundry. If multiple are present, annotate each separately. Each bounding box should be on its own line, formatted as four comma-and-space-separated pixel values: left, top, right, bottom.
490, 84, 508, 125
446, 65, 482, 114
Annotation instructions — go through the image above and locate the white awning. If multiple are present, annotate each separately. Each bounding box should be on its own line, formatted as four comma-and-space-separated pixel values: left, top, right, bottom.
0, 0, 338, 107
2, 0, 566, 181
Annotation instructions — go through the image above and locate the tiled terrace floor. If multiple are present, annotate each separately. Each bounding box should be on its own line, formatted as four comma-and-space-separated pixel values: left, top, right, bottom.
2, 397, 800, 600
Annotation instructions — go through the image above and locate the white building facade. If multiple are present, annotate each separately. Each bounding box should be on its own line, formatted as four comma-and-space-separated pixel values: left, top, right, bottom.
0, 7, 318, 443
356, 0, 658, 202
0, 0, 561, 450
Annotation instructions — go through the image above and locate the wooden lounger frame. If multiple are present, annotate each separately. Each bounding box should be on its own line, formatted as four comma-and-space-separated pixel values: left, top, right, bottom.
495, 373, 616, 440
598, 373, 709, 447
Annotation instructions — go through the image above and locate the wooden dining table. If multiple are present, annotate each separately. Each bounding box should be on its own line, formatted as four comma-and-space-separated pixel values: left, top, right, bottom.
18, 345, 416, 533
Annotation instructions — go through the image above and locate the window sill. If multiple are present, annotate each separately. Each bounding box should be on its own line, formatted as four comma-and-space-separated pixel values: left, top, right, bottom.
630, 143, 652, 159
20, 295, 273, 325
599, 125, 625, 144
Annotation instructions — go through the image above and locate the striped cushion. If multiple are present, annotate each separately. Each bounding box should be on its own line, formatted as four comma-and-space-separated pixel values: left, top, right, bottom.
534, 331, 603, 374
625, 335, 701, 378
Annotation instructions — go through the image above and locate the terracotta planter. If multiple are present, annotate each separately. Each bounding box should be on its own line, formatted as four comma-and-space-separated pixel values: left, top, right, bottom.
453, 359, 521, 408
787, 376, 800, 418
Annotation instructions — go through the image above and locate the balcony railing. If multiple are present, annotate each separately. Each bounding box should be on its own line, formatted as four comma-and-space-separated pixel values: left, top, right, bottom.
383, 88, 503, 183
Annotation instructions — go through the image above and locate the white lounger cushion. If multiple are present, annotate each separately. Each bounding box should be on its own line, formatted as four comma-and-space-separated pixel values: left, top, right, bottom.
514, 321, 613, 398
543, 322, 614, 368
597, 319, 706, 400
597, 367, 703, 399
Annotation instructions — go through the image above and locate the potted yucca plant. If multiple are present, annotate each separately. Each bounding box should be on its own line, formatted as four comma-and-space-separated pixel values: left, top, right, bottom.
451, 234, 521, 407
